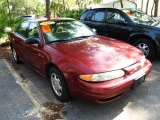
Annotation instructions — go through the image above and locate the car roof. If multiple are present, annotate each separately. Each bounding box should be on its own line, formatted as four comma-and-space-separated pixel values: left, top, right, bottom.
87, 8, 121, 11
27, 17, 75, 23
86, 7, 137, 12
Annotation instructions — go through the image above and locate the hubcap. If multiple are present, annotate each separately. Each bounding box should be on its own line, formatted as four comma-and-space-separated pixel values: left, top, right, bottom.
51, 73, 62, 96
12, 49, 17, 61
136, 43, 149, 57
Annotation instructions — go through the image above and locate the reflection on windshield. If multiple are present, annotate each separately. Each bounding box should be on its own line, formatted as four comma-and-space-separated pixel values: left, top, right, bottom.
123, 9, 155, 25
40, 20, 96, 43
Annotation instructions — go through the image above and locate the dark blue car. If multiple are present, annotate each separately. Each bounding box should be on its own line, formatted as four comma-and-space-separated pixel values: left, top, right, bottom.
80, 8, 160, 59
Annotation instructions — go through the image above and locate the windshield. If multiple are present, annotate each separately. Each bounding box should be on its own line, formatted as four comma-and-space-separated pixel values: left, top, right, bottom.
40, 20, 96, 43
123, 9, 155, 25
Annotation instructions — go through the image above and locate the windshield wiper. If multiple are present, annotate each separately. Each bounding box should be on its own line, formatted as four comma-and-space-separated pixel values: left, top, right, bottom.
47, 39, 72, 44
71, 35, 97, 40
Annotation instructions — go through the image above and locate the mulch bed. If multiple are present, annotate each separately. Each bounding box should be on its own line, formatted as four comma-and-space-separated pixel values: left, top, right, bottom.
41, 102, 65, 120
0, 47, 11, 59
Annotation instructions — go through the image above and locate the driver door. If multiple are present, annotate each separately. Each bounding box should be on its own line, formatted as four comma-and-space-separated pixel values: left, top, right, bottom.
24, 22, 45, 74
104, 10, 133, 41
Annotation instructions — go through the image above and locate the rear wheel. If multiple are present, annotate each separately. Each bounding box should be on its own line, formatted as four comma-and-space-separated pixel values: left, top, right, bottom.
49, 66, 71, 102
11, 48, 21, 64
133, 38, 156, 60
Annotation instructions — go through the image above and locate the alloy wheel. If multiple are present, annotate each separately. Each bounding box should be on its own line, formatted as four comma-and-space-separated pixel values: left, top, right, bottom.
12, 48, 18, 61
50, 73, 62, 96
136, 43, 149, 57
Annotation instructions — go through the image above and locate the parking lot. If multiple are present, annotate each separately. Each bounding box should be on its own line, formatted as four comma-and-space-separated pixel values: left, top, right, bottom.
0, 55, 159, 120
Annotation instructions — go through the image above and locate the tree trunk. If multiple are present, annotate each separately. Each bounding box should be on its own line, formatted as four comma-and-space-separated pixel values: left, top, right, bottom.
151, 1, 155, 17
141, 0, 144, 11
120, 0, 123, 8
46, 0, 50, 20
154, 0, 159, 17
146, 0, 149, 14
6, 0, 11, 20
63, 0, 65, 13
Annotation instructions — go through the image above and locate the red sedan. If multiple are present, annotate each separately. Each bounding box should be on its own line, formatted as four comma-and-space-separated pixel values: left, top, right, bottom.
8, 18, 152, 103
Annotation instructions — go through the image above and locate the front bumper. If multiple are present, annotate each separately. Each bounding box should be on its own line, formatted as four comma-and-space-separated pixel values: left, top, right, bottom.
72, 59, 152, 104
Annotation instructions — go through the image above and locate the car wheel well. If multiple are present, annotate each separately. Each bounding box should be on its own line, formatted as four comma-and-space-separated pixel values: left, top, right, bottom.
129, 35, 157, 51
45, 63, 61, 80
10, 43, 13, 49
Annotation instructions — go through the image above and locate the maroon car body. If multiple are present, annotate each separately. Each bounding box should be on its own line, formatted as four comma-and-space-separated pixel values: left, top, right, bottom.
8, 18, 152, 103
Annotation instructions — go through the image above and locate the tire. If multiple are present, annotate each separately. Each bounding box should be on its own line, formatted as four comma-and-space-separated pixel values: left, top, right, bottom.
11, 48, 22, 64
133, 38, 156, 60
49, 66, 71, 102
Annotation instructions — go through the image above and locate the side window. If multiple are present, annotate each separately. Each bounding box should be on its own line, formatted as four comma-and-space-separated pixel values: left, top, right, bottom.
106, 11, 125, 23
91, 12, 106, 22
17, 22, 29, 38
28, 22, 39, 39
80, 10, 95, 21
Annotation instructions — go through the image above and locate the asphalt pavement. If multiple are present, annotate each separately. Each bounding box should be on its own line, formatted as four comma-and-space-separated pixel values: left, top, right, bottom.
1, 57, 160, 120
0, 59, 39, 120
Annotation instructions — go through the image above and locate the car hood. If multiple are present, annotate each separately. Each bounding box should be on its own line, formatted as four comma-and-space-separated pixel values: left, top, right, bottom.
137, 21, 160, 30
51, 36, 143, 73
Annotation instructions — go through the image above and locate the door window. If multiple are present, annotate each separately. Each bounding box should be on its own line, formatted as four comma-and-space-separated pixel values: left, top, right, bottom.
106, 11, 125, 23
16, 22, 29, 38
28, 22, 39, 39
91, 12, 106, 22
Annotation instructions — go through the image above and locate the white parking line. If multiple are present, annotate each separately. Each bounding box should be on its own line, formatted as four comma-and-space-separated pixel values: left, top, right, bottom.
151, 70, 160, 75
4, 59, 45, 119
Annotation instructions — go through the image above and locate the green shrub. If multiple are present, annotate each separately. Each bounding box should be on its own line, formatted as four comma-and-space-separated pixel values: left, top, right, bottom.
0, 15, 23, 38
60, 9, 85, 20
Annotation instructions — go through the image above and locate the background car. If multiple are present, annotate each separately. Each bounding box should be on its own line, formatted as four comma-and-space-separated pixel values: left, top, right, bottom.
8, 18, 151, 103
80, 8, 160, 60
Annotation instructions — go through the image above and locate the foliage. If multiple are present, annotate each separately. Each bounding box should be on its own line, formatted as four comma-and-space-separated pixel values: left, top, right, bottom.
50, 0, 63, 17
0, 0, 44, 38
0, 0, 102, 38
61, 9, 85, 20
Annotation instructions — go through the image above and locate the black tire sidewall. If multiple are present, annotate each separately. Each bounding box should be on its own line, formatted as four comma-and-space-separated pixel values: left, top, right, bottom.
133, 39, 156, 60
49, 67, 71, 102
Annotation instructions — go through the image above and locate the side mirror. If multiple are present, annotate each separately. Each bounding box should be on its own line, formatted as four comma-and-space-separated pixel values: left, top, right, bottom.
25, 38, 40, 44
92, 28, 97, 33
116, 20, 127, 25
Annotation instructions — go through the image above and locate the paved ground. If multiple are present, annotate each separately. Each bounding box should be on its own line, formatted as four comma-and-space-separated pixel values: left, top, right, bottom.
0, 59, 39, 120
1, 57, 160, 120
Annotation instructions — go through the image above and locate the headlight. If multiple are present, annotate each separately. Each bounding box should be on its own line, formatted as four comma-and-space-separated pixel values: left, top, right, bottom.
79, 70, 125, 82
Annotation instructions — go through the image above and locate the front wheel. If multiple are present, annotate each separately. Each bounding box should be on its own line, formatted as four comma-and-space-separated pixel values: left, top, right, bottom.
133, 39, 156, 60
49, 67, 71, 102
11, 48, 21, 64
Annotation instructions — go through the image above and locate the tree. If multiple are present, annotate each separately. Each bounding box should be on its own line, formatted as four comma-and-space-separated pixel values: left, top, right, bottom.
93, 0, 102, 4
154, 0, 159, 17
146, 0, 149, 14
120, 0, 123, 8
46, 0, 50, 19
151, 1, 155, 16
141, 0, 144, 11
